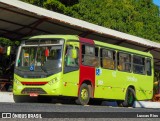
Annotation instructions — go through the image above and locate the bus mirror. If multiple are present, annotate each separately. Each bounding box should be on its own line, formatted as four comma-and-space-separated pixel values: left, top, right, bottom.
7, 46, 11, 56
72, 49, 77, 59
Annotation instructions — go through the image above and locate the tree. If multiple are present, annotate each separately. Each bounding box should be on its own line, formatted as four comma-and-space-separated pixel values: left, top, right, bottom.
21, 0, 45, 7
0, 37, 13, 46
20, 0, 160, 42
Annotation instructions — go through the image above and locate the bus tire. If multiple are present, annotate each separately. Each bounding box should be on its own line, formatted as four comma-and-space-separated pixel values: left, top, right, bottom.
76, 83, 90, 105
117, 87, 135, 107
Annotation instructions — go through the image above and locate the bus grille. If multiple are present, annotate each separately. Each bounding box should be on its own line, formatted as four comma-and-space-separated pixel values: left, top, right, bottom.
21, 82, 48, 86
21, 88, 47, 94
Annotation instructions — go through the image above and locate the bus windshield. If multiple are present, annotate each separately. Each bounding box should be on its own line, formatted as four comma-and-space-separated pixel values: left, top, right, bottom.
16, 45, 62, 77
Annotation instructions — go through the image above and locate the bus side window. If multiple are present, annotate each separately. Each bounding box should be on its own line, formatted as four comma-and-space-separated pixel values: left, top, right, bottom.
146, 58, 152, 76
118, 52, 131, 72
133, 56, 145, 74
65, 45, 79, 67
101, 49, 115, 69
82, 45, 99, 67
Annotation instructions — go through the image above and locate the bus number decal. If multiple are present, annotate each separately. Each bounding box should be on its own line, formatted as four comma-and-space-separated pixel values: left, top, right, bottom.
127, 76, 137, 82
98, 80, 104, 85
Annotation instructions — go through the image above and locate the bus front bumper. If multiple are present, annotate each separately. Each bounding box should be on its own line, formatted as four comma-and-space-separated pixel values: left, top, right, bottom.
13, 81, 63, 96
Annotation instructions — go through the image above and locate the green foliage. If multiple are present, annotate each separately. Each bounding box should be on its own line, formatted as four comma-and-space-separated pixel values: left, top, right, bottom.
20, 0, 160, 42
0, 37, 13, 46
0, 37, 20, 46
43, 0, 66, 13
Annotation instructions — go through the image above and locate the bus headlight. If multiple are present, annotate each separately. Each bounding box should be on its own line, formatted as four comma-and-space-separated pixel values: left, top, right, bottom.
14, 78, 21, 85
48, 77, 59, 85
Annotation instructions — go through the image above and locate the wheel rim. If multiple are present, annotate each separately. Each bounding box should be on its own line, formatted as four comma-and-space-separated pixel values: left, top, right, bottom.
81, 88, 88, 100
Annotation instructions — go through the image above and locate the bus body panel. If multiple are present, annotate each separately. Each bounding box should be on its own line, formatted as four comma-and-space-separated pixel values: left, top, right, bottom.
61, 70, 79, 97
94, 40, 153, 100
95, 69, 126, 100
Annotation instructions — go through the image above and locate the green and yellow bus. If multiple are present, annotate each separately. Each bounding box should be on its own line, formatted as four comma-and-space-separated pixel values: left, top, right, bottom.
13, 35, 154, 107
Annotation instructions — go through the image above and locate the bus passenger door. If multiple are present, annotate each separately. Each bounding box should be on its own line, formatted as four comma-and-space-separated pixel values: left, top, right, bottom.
62, 42, 80, 97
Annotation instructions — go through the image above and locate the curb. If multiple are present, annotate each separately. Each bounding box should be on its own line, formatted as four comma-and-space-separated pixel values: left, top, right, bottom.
134, 101, 160, 108
102, 101, 160, 108
0, 92, 14, 102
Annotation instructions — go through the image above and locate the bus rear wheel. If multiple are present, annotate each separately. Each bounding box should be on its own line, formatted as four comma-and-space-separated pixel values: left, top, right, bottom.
76, 83, 91, 105
117, 87, 135, 107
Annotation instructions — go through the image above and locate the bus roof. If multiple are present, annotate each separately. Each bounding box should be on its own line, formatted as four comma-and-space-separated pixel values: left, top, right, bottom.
23, 35, 152, 57
95, 41, 152, 57
24, 35, 79, 40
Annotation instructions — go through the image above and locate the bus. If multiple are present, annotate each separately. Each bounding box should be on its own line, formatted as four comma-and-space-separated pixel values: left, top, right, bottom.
13, 35, 154, 107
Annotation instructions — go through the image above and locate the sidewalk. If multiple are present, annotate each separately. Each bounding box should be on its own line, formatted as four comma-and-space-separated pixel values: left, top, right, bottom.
0, 92, 14, 102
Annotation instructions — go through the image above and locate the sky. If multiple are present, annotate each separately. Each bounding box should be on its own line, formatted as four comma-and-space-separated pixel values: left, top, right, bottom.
153, 0, 160, 6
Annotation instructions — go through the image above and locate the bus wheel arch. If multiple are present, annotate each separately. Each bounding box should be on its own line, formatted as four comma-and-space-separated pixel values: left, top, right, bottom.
82, 80, 93, 98
117, 86, 136, 107
125, 85, 136, 96
76, 80, 93, 105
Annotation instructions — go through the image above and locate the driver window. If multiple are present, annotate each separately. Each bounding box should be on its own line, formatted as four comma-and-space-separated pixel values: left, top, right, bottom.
65, 45, 79, 67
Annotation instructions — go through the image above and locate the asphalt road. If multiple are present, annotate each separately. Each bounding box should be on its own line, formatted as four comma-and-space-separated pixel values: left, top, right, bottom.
0, 102, 160, 112
0, 102, 160, 119
0, 93, 159, 120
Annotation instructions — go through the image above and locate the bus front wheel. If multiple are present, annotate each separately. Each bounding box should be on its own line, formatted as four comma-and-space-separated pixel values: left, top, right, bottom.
117, 87, 135, 107
76, 83, 91, 105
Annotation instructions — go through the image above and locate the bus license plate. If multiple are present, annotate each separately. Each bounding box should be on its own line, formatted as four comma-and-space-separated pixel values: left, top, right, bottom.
29, 93, 38, 97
